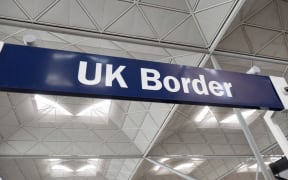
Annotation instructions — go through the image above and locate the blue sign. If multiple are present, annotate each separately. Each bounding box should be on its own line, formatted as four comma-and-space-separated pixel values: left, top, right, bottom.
0, 43, 284, 110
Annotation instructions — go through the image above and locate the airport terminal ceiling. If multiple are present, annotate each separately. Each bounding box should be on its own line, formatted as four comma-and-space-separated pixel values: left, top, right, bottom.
0, 0, 287, 179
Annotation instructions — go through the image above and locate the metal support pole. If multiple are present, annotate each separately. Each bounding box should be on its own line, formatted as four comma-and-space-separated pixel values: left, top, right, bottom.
264, 111, 288, 157
145, 158, 196, 180
234, 109, 272, 180
211, 56, 273, 180
256, 164, 259, 180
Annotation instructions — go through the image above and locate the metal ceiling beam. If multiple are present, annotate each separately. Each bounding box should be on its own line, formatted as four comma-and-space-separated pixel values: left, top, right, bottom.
214, 50, 288, 65
1, 17, 288, 65
147, 155, 255, 159
0, 17, 208, 54
0, 155, 143, 159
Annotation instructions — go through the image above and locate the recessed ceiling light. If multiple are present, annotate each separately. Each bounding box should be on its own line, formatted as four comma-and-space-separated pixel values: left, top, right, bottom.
48, 159, 61, 162
51, 165, 73, 172
153, 158, 169, 171
195, 106, 210, 122
221, 110, 256, 124
34, 95, 72, 116
248, 161, 270, 169
174, 163, 194, 170
76, 100, 111, 117
76, 164, 96, 172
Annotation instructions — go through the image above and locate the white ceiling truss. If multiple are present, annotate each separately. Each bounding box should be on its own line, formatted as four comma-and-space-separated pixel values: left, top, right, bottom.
0, 0, 288, 180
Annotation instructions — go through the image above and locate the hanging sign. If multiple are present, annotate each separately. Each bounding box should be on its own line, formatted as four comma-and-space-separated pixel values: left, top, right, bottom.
0, 42, 285, 110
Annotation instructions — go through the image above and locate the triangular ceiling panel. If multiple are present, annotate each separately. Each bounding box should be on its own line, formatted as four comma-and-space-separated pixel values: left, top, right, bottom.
245, 26, 279, 53
0, 1, 28, 19
8, 128, 37, 141
39, 0, 96, 30
44, 129, 71, 141
24, 127, 55, 140
77, 38, 120, 50
140, 5, 187, 38
141, 0, 189, 11
7, 141, 37, 154
258, 34, 288, 59
106, 6, 156, 39
113, 41, 168, 56
0, 93, 10, 107
26, 143, 51, 155
278, 0, 288, 30
0, 143, 20, 155
218, 27, 251, 53
0, 126, 19, 139
16, 0, 56, 19
195, 1, 234, 45
173, 53, 204, 66
0, 112, 19, 126
247, 2, 281, 29
44, 141, 71, 154
79, 0, 131, 29
240, 0, 271, 18
164, 16, 205, 46
196, 0, 233, 11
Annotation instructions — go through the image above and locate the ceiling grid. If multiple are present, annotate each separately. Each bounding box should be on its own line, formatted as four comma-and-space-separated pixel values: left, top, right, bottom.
0, 0, 287, 179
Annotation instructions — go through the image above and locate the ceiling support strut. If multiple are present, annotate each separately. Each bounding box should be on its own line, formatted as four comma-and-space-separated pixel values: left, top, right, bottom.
211, 56, 273, 180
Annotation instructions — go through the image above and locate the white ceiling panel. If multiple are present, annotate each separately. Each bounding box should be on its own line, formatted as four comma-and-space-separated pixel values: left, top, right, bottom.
0, 1, 28, 20
245, 26, 279, 53
140, 5, 188, 38
79, 0, 132, 30
16, 0, 56, 19
195, 1, 234, 44
107, 5, 156, 38
173, 52, 204, 66
38, 1, 97, 30
196, 0, 234, 11
258, 34, 288, 59
164, 16, 206, 46
113, 41, 168, 56
217, 27, 251, 53
247, 1, 281, 29
141, 0, 189, 11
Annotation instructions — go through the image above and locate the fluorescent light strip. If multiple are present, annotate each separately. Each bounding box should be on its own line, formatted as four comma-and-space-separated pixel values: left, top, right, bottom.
51, 165, 73, 172
35, 95, 72, 116
221, 110, 256, 124
174, 163, 194, 170
153, 158, 170, 171
76, 164, 96, 172
76, 100, 111, 117
195, 106, 210, 122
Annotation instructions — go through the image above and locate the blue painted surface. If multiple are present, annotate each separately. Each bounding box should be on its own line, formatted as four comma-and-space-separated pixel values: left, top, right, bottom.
0, 43, 283, 110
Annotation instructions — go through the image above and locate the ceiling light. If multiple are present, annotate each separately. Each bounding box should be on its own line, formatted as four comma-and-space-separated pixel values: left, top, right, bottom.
174, 163, 194, 170
34, 95, 72, 116
51, 165, 73, 172
76, 164, 96, 172
159, 158, 169, 163
249, 161, 270, 169
153, 165, 161, 171
221, 110, 256, 124
76, 100, 111, 117
153, 158, 169, 171
48, 159, 61, 162
195, 106, 210, 122
191, 158, 202, 161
